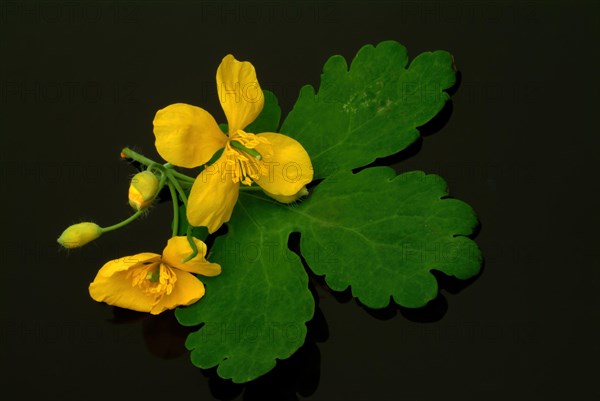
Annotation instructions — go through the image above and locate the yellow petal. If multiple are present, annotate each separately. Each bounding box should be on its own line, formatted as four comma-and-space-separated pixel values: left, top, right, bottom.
217, 54, 264, 132
150, 269, 205, 315
89, 253, 161, 313
254, 133, 314, 196
93, 253, 161, 276
162, 236, 221, 277
263, 186, 309, 204
153, 103, 227, 168
186, 153, 240, 233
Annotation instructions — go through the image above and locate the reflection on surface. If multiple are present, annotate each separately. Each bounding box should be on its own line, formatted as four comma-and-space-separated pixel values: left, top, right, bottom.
106, 249, 482, 400
303, 244, 482, 324
352, 266, 482, 323
342, 98, 456, 178
109, 307, 194, 359
207, 307, 327, 401
357, 293, 449, 322
142, 311, 191, 359
108, 303, 328, 401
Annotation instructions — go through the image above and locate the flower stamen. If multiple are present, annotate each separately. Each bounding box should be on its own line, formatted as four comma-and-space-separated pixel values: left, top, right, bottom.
128, 261, 177, 296
221, 130, 272, 186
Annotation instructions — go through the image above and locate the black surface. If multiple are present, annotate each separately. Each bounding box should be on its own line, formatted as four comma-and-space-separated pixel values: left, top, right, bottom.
2, 1, 599, 400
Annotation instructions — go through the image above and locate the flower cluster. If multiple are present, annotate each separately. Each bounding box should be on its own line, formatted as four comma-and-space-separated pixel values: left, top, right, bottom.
57, 55, 313, 314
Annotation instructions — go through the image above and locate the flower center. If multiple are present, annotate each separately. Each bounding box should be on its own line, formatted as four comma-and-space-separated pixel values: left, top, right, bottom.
225, 130, 271, 186
129, 261, 177, 297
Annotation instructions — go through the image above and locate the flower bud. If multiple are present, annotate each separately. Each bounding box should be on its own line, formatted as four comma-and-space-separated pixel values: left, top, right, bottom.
263, 186, 309, 204
128, 171, 160, 211
57, 222, 102, 249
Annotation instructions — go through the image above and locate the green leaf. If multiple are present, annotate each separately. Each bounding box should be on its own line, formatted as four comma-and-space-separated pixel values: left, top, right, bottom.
219, 89, 281, 134
177, 168, 481, 382
176, 194, 314, 383
298, 168, 482, 308
245, 90, 282, 133
281, 40, 456, 179
175, 41, 480, 383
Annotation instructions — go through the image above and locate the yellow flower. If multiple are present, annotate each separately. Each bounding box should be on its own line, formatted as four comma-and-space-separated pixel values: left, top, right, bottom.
89, 236, 221, 315
128, 170, 160, 211
153, 54, 313, 233
57, 222, 102, 249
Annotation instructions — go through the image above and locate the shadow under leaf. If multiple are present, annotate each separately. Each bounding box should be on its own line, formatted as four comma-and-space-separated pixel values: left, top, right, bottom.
205, 306, 327, 401
352, 98, 455, 175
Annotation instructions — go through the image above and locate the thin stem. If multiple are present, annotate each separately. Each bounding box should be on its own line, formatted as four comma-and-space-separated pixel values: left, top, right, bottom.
100, 210, 144, 233
168, 181, 179, 237
167, 168, 196, 183
123, 147, 196, 183
121, 147, 156, 167
155, 168, 168, 196
182, 225, 199, 263
166, 170, 188, 206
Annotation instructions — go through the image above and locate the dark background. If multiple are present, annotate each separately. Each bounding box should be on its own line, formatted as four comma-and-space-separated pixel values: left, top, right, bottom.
1, 1, 599, 400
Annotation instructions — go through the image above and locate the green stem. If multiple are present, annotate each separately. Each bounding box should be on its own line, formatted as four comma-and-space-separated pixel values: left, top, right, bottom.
168, 181, 179, 237
122, 147, 196, 183
166, 170, 188, 206
100, 210, 144, 233
121, 147, 156, 167
166, 167, 196, 183
155, 169, 168, 196
182, 225, 199, 263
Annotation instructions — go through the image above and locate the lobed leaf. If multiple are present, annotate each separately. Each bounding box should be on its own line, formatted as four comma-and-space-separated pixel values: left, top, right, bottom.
175, 41, 481, 383
298, 168, 482, 308
281, 40, 456, 179
176, 194, 314, 383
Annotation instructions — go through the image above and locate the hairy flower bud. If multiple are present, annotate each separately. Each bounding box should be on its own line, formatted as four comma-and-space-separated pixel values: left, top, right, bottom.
263, 186, 309, 204
57, 222, 102, 249
128, 171, 160, 211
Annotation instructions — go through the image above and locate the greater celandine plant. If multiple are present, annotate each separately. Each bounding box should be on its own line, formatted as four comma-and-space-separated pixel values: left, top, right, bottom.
58, 41, 482, 383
